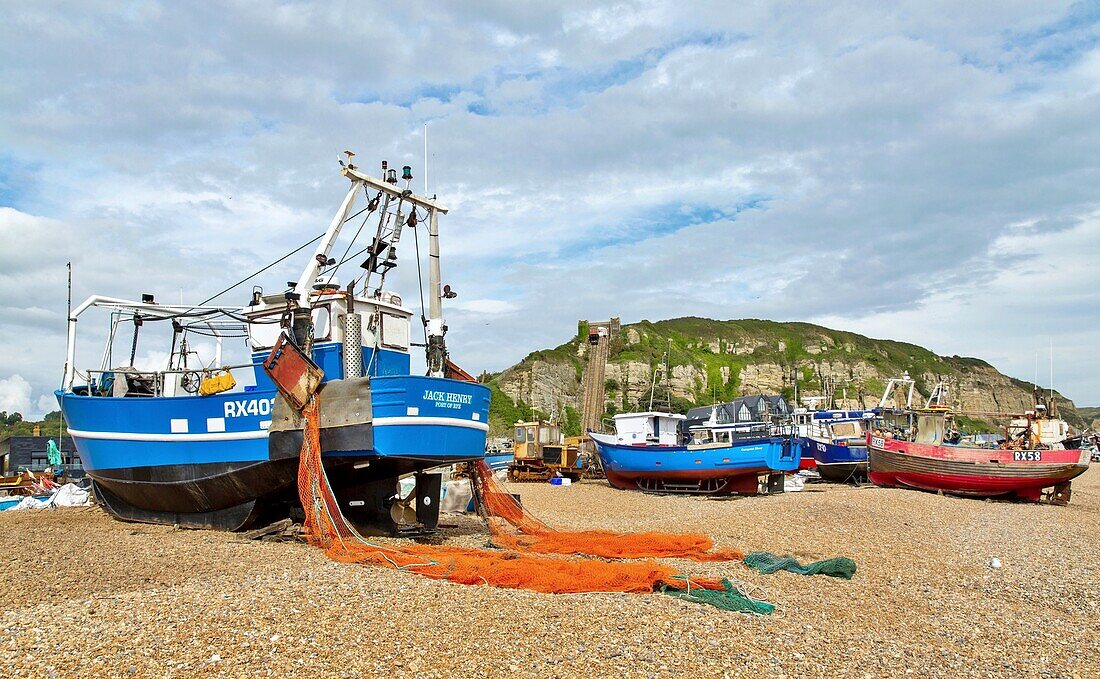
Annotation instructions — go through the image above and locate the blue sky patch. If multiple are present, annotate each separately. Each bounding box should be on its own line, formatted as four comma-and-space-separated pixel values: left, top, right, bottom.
1005, 0, 1100, 68
563, 194, 774, 255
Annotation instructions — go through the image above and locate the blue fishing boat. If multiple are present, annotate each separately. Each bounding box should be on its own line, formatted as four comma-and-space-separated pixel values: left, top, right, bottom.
0, 495, 52, 511
483, 441, 514, 473
589, 410, 798, 495
795, 410, 876, 482
57, 156, 489, 533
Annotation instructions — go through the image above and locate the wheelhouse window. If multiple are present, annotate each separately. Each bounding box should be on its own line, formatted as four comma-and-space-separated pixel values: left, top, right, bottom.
246, 309, 284, 349
246, 304, 333, 350
832, 422, 863, 437
514, 427, 526, 443
381, 313, 410, 350
312, 306, 331, 340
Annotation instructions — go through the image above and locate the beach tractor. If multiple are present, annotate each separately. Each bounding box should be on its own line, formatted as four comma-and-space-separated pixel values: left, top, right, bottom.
508, 420, 583, 482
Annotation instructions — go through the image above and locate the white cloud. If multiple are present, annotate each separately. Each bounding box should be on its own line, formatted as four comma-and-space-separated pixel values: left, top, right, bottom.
811, 211, 1100, 400
35, 394, 59, 416
450, 299, 520, 315
1, 0, 1098, 408
0, 375, 33, 416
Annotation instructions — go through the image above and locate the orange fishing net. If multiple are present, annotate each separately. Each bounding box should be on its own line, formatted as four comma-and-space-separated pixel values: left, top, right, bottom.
297, 398, 735, 596
470, 459, 744, 562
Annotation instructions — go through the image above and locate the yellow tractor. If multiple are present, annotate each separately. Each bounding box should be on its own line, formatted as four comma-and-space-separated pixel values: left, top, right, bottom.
508, 420, 583, 482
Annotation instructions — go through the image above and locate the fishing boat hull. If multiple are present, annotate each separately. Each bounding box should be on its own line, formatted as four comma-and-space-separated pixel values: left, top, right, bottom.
589, 433, 797, 495
867, 434, 1089, 502
806, 438, 868, 482
483, 453, 514, 473
58, 375, 490, 530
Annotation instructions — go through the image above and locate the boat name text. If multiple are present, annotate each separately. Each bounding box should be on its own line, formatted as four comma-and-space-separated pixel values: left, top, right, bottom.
422, 390, 472, 410
224, 397, 277, 418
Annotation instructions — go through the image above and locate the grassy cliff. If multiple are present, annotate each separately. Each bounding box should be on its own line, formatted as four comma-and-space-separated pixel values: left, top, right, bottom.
487, 317, 1083, 433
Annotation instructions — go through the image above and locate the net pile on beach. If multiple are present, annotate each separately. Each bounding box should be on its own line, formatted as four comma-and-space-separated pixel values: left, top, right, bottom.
296, 398, 770, 613
742, 551, 857, 579
468, 458, 745, 562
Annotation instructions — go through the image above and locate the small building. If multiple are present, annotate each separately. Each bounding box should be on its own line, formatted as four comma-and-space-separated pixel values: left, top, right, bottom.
0, 436, 84, 478
684, 394, 791, 428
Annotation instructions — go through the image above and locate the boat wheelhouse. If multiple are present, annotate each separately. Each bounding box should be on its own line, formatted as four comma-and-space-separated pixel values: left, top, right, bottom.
795, 410, 876, 482
57, 157, 490, 532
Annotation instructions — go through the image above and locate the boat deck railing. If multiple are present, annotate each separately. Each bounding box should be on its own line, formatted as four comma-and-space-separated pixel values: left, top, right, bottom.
73, 363, 261, 398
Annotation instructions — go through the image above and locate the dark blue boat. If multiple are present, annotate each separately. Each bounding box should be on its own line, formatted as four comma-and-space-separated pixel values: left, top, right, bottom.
796, 410, 875, 482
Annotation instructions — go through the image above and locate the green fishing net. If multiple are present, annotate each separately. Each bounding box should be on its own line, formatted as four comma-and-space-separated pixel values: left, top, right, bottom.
659, 578, 775, 614
742, 551, 857, 579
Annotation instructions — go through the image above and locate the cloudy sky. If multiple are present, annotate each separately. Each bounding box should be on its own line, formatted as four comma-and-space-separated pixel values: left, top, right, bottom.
1, 0, 1099, 417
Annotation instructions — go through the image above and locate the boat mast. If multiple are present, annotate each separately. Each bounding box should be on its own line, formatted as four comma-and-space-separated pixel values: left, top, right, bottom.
63, 262, 74, 389
426, 208, 446, 377
339, 164, 451, 377
1049, 336, 1054, 406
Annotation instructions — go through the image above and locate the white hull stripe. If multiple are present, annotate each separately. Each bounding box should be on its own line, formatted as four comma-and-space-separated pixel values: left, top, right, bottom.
68, 416, 488, 442
68, 428, 268, 442
373, 416, 489, 431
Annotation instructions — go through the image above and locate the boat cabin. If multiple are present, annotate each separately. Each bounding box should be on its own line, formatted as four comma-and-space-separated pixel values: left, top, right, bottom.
244, 284, 413, 387
799, 410, 876, 443
66, 280, 413, 401
913, 411, 950, 445
688, 420, 771, 446
609, 412, 685, 446
1008, 412, 1072, 447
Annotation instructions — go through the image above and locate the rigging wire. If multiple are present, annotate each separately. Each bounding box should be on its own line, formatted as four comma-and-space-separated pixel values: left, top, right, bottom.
325, 196, 376, 286
187, 231, 326, 311
185, 199, 378, 313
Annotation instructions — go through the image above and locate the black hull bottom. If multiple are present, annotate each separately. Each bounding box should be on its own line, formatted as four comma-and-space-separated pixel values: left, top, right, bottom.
93, 479, 275, 531
90, 458, 301, 531
817, 461, 869, 483
92, 459, 300, 516
89, 455, 476, 532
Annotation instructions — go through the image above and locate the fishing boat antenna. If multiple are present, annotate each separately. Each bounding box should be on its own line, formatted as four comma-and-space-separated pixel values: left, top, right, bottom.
424, 123, 429, 196
647, 339, 673, 412
59, 263, 68, 445
1049, 336, 1053, 404
62, 262, 72, 388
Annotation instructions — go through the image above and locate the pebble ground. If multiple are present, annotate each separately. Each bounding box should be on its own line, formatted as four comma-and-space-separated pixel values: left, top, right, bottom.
2, 468, 1098, 678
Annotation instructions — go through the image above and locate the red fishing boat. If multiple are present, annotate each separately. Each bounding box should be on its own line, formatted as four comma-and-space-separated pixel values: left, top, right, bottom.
867, 408, 1090, 504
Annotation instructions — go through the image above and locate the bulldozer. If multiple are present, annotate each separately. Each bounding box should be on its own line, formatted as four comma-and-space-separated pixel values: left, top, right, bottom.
508, 420, 583, 482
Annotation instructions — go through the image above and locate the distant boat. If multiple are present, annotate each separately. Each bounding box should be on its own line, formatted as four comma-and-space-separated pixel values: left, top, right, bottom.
589, 409, 798, 495
0, 495, 52, 511
867, 408, 1089, 504
483, 440, 514, 473
795, 410, 876, 482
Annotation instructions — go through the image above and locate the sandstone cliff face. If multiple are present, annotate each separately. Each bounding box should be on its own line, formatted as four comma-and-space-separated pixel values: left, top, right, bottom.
1079, 408, 1100, 432
496, 359, 580, 419
603, 360, 707, 407
489, 317, 1084, 430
